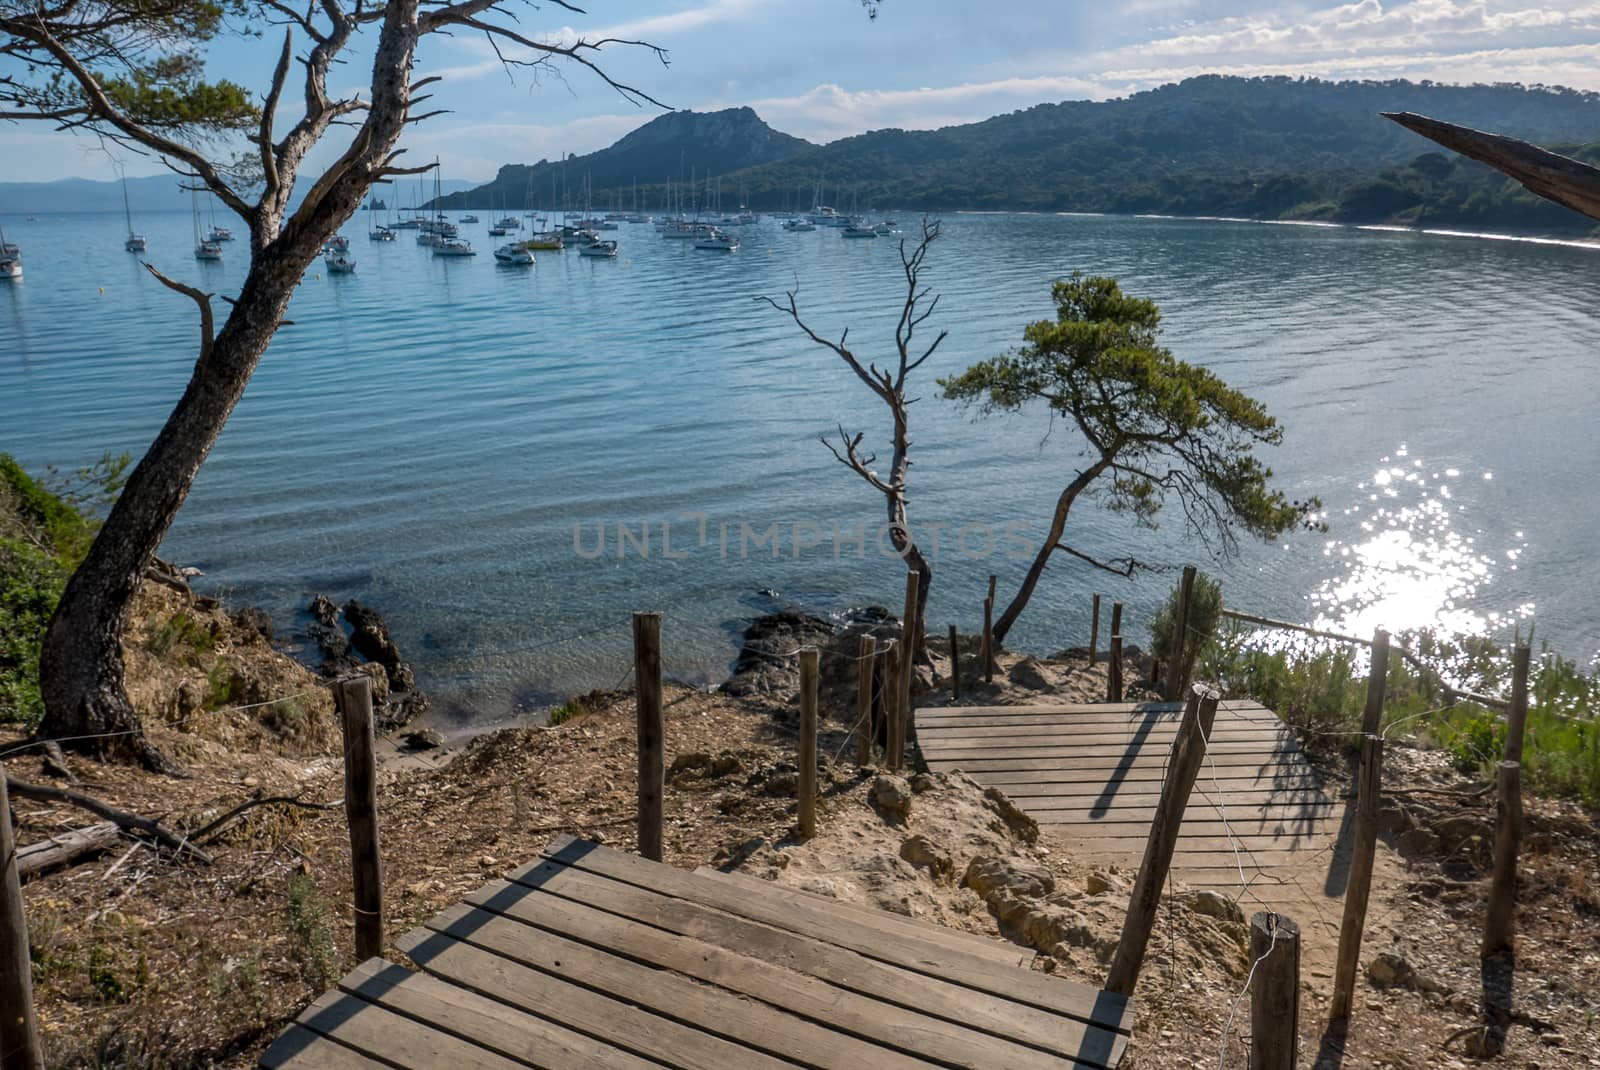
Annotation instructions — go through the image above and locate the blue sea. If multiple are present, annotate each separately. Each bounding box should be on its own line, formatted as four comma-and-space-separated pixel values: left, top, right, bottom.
3, 209, 1597, 727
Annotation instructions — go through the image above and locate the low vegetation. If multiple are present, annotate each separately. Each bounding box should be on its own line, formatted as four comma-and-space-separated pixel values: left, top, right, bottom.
0, 452, 126, 728
1181, 576, 1600, 806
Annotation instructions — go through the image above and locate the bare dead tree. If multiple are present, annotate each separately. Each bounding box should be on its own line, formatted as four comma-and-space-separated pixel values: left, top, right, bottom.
758, 217, 946, 646
2, 0, 667, 770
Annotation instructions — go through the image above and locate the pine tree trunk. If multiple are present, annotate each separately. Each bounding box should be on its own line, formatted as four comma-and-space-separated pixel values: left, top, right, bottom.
991, 459, 1109, 646
38, 237, 340, 769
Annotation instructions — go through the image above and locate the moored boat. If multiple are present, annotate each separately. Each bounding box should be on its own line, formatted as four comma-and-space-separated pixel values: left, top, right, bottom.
841, 224, 878, 239
324, 252, 356, 273
694, 227, 739, 251
432, 237, 476, 256
494, 243, 535, 265
0, 226, 19, 279
579, 239, 618, 258
522, 232, 564, 251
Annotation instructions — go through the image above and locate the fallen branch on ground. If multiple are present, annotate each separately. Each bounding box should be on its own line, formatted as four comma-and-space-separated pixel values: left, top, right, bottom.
191, 794, 343, 845
17, 822, 122, 880
6, 777, 213, 864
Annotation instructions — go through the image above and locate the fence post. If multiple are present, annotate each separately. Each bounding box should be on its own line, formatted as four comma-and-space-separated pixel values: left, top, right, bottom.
981, 573, 997, 684
0, 772, 44, 1070
892, 570, 920, 771
1503, 643, 1532, 764
1482, 760, 1523, 956
632, 611, 664, 862
1329, 733, 1384, 1021
1105, 684, 1220, 996
1089, 593, 1101, 666
947, 624, 961, 702
856, 634, 877, 766
334, 675, 383, 961
1361, 628, 1390, 735
1163, 565, 1197, 701
1110, 601, 1123, 646
1107, 635, 1124, 703
1250, 912, 1301, 1070
798, 648, 819, 838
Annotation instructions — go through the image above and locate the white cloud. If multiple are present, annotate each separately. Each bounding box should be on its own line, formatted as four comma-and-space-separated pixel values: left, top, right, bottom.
735, 74, 1118, 142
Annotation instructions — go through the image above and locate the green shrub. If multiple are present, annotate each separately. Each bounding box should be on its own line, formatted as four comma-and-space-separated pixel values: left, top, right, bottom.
286, 874, 338, 991
1150, 570, 1223, 695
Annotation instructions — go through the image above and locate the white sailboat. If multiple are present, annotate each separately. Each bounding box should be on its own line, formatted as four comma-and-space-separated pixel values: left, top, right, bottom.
324, 250, 356, 273
694, 227, 739, 251
119, 167, 146, 252
0, 222, 20, 279
192, 189, 222, 261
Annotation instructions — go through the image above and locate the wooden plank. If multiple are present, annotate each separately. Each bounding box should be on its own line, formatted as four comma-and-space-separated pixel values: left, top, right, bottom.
513, 857, 1128, 1066
259, 1023, 394, 1070
338, 958, 662, 1070
1000, 786, 1330, 806
937, 752, 1301, 773
916, 725, 1290, 744
917, 700, 1276, 721
293, 986, 523, 1070
919, 740, 1300, 761
395, 924, 802, 1070
699, 867, 1030, 969
411, 901, 995, 1070
523, 836, 1134, 1033
464, 875, 1115, 1070
972, 767, 1324, 783
1024, 807, 1337, 830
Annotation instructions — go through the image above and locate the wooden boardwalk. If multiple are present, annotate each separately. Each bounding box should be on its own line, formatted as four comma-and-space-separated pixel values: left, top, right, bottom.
260, 834, 1135, 1069
916, 700, 1342, 894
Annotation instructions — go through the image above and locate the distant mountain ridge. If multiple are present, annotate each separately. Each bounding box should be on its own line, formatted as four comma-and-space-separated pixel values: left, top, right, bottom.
442, 76, 1600, 233
436, 106, 812, 210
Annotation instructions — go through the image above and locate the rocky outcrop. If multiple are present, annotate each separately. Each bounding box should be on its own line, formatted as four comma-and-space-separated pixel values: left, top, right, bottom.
721, 610, 837, 698
304, 595, 429, 730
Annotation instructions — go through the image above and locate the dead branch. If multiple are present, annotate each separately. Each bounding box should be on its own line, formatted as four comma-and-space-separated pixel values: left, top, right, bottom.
142, 263, 214, 363
17, 822, 121, 881
190, 793, 343, 845
5, 777, 213, 864
1384, 111, 1600, 223
1055, 543, 1160, 578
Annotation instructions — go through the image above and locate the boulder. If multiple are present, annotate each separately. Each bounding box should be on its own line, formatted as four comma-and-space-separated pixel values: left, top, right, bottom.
401, 728, 445, 751
899, 834, 954, 881
872, 774, 914, 819
1188, 890, 1244, 923
1023, 906, 1096, 950
721, 610, 837, 698
1085, 870, 1125, 896
229, 606, 275, 644
964, 855, 1055, 900
983, 787, 1039, 844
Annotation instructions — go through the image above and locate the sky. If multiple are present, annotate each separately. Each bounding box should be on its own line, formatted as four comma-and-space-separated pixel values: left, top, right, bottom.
4, 0, 1600, 183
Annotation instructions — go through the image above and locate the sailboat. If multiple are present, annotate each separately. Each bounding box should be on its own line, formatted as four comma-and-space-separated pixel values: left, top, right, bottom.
0, 221, 20, 279
205, 194, 233, 242
192, 189, 222, 261
119, 167, 146, 252
368, 197, 394, 241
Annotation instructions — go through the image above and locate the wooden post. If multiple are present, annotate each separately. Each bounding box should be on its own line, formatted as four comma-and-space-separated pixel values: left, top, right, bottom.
1105, 684, 1221, 996
892, 570, 920, 771
1482, 760, 1523, 956
1089, 593, 1101, 666
1329, 733, 1384, 1021
1107, 635, 1124, 703
1250, 912, 1301, 1070
1503, 643, 1532, 764
982, 574, 997, 684
334, 675, 383, 962
632, 612, 664, 862
0, 772, 45, 1070
856, 634, 877, 766
1361, 628, 1390, 735
947, 624, 961, 702
1110, 601, 1123, 644
1163, 565, 1196, 701
798, 648, 819, 838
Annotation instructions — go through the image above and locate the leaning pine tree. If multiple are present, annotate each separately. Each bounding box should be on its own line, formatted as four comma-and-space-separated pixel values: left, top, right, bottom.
1, 0, 667, 769
941, 273, 1320, 646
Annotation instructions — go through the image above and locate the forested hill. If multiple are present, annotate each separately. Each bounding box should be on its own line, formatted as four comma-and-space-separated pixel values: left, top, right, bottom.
436, 107, 811, 210
440, 76, 1600, 233
726, 76, 1600, 230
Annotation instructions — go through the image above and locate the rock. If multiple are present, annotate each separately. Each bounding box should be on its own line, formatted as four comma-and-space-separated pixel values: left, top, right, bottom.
909, 772, 936, 794
711, 752, 743, 776
899, 835, 954, 881
306, 593, 356, 673
1366, 950, 1416, 987
670, 751, 713, 776
1188, 890, 1244, 923
1085, 871, 1124, 896
401, 728, 444, 751
1024, 906, 1096, 950
230, 606, 275, 643
748, 760, 800, 797
872, 774, 913, 819
1006, 656, 1056, 693
982, 787, 1039, 844
964, 855, 1055, 900
818, 606, 902, 721
720, 610, 836, 699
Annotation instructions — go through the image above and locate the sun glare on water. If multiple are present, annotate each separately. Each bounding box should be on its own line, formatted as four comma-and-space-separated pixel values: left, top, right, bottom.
1309, 446, 1530, 641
